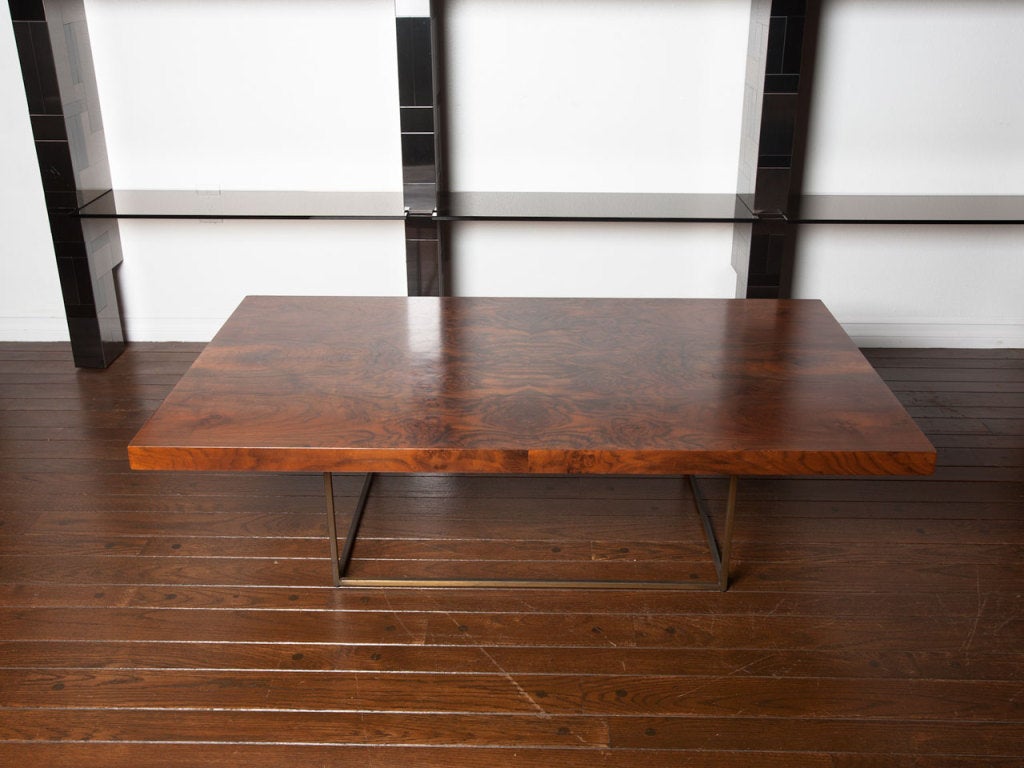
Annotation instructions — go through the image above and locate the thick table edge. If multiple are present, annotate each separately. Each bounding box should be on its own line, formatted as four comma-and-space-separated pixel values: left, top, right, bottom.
127, 445, 937, 476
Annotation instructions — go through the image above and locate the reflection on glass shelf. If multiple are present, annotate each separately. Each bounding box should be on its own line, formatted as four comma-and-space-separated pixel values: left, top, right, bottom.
791, 195, 1024, 224
435, 192, 756, 221
74, 191, 1022, 224
76, 190, 406, 219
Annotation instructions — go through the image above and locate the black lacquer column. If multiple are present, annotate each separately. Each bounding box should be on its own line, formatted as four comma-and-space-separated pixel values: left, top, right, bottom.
744, 0, 820, 298
396, 0, 449, 296
10, 0, 125, 367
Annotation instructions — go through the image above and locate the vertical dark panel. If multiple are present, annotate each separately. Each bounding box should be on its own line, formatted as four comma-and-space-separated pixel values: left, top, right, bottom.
9, 0, 46, 21
396, 16, 436, 208
744, 0, 821, 299
428, 0, 448, 207
396, 3, 448, 296
429, 0, 450, 296
10, 0, 125, 367
405, 218, 440, 298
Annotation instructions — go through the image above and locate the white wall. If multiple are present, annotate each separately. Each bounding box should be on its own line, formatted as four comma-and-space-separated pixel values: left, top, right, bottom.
450, 222, 739, 298
86, 0, 404, 192
795, 225, 1024, 347
0, 12, 68, 341
794, 0, 1024, 347
115, 219, 407, 340
446, 0, 751, 195
85, 0, 408, 340
90, 0, 753, 325
446, 0, 752, 298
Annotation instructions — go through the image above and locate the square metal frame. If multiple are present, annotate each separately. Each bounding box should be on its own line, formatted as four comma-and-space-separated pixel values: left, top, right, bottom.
323, 473, 739, 591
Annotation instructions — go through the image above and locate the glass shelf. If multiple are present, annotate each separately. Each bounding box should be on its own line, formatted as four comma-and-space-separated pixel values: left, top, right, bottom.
74, 191, 1024, 225
434, 192, 757, 222
785, 195, 1024, 224
76, 190, 407, 220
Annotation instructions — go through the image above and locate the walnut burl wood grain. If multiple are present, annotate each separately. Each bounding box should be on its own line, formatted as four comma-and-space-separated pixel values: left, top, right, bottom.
128, 297, 935, 476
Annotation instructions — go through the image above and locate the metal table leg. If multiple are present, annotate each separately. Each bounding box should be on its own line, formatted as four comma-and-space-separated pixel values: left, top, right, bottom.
324, 472, 375, 586
324, 473, 739, 591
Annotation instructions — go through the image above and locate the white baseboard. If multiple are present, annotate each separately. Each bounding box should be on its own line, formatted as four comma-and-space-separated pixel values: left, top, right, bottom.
845, 322, 1024, 349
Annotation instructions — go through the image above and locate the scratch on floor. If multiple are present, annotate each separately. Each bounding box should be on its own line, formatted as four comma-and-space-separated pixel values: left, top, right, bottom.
961, 565, 986, 657
382, 593, 425, 645
479, 647, 548, 716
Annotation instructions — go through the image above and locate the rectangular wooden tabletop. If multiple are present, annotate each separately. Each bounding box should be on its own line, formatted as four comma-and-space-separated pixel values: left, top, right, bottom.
128, 296, 935, 477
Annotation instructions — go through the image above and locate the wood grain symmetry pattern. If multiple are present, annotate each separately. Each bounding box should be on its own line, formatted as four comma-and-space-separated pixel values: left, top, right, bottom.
128, 297, 935, 477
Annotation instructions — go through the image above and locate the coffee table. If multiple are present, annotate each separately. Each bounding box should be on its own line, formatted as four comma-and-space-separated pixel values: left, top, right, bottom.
128, 296, 935, 590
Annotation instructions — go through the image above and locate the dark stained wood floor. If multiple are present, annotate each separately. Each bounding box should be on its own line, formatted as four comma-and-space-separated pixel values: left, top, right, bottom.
1, 342, 1021, 767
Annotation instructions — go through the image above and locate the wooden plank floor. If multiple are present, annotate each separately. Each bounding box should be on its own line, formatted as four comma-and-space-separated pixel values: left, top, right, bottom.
1, 342, 1021, 767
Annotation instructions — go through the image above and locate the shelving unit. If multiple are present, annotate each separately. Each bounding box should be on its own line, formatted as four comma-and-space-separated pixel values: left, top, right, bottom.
10, 0, 1023, 366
